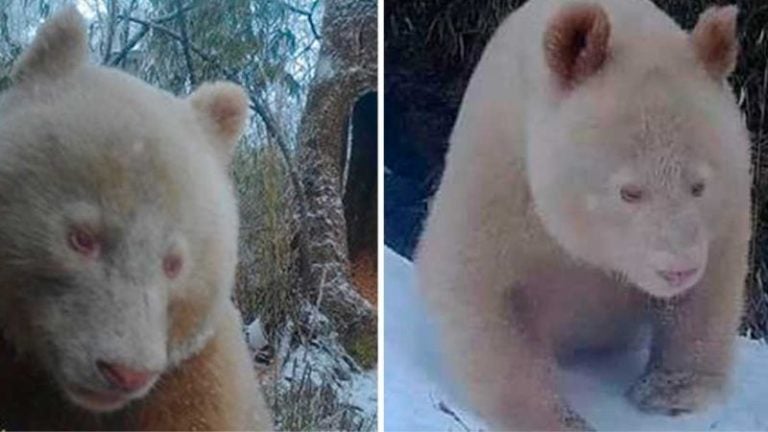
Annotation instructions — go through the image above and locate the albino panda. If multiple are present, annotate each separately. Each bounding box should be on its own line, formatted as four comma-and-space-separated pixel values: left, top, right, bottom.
0, 7, 272, 430
416, 0, 750, 430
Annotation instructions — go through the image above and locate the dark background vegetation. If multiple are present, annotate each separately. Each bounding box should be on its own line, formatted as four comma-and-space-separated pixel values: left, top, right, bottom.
384, 0, 768, 339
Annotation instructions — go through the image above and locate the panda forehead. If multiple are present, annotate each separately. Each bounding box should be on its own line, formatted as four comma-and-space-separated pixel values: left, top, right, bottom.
609, 159, 712, 186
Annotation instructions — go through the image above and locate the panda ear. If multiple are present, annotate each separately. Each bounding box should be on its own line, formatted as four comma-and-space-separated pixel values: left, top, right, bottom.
543, 2, 611, 91
11, 6, 88, 83
188, 82, 250, 162
690, 5, 739, 82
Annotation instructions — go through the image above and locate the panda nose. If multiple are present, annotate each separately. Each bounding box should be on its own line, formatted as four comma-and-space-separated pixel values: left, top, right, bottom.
97, 361, 157, 392
657, 268, 699, 287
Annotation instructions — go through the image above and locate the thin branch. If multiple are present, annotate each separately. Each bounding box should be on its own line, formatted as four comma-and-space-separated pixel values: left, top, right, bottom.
173, 0, 196, 86
101, 0, 117, 64
282, 0, 321, 41
0, 11, 21, 55
431, 397, 471, 432
109, 24, 149, 66
282, 2, 311, 17
108, 3, 196, 67
119, 16, 217, 63
154, 3, 197, 24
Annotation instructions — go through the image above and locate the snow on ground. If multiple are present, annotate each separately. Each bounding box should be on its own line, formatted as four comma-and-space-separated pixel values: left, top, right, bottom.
280, 340, 378, 422
244, 313, 377, 424
349, 368, 379, 418
384, 247, 768, 431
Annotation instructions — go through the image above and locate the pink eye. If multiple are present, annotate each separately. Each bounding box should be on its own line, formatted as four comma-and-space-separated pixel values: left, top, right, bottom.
163, 254, 183, 279
620, 185, 644, 203
68, 228, 100, 258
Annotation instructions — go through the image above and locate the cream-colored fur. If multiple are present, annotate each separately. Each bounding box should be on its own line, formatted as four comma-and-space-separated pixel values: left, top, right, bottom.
416, 0, 750, 430
0, 7, 271, 430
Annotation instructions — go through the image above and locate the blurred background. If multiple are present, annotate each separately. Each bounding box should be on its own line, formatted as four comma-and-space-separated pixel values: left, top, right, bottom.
384, 0, 768, 342
0, 0, 377, 430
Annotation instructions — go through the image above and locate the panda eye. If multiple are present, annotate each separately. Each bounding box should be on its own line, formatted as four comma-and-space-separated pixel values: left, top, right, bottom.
162, 253, 183, 279
691, 182, 705, 197
620, 185, 644, 203
68, 227, 100, 258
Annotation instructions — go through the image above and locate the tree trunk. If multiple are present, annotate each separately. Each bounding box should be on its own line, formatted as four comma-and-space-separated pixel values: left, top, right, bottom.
296, 0, 377, 352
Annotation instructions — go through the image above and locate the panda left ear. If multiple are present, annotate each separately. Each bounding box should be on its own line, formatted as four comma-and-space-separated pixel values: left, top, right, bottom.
188, 82, 249, 161
11, 6, 88, 83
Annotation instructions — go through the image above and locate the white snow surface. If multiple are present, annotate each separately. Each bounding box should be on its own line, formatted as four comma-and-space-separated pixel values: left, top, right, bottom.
384, 247, 768, 431
276, 329, 377, 424
246, 317, 269, 351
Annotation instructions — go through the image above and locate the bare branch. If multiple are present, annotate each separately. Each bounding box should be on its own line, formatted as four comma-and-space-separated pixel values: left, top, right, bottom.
109, 3, 197, 68
282, 0, 322, 41
109, 24, 149, 66
154, 3, 197, 24
101, 0, 117, 64
119, 16, 219, 63
173, 0, 196, 86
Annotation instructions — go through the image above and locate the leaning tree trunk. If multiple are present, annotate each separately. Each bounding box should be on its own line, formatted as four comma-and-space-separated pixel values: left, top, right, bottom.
296, 0, 377, 354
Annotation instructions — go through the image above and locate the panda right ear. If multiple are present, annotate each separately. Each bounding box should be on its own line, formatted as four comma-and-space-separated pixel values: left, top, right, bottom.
188, 81, 250, 163
11, 6, 88, 83
690, 5, 739, 82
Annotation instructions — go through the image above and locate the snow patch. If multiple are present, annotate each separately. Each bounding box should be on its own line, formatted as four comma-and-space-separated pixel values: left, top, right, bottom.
278, 327, 377, 422
246, 317, 268, 351
314, 55, 336, 82
384, 247, 768, 431
349, 368, 378, 419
